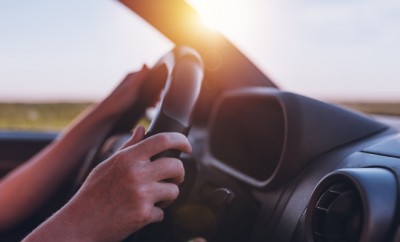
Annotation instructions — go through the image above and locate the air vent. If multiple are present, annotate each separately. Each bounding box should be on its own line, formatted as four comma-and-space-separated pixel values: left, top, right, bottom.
306, 168, 398, 242
312, 182, 362, 242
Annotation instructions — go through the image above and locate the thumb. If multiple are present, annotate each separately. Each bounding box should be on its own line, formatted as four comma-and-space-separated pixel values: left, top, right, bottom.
120, 125, 146, 150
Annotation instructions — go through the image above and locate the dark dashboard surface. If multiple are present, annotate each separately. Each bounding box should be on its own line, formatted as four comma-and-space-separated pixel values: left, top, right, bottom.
178, 87, 400, 241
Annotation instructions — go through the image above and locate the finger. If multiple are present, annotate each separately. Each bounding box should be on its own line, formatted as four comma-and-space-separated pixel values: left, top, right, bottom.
147, 157, 185, 185
131, 64, 148, 81
120, 65, 149, 86
131, 132, 192, 159
118, 65, 149, 91
150, 182, 180, 208
150, 206, 164, 223
141, 64, 149, 72
124, 65, 148, 82
120, 125, 146, 150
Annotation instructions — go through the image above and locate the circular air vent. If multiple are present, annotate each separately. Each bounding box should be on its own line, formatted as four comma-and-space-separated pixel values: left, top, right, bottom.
306, 168, 398, 242
312, 182, 362, 242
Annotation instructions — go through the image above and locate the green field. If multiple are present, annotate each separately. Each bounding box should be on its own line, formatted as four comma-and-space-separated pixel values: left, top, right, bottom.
0, 103, 92, 131
0, 102, 399, 132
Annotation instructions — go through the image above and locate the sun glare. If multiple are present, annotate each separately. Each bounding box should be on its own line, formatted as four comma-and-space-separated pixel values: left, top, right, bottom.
186, 0, 244, 36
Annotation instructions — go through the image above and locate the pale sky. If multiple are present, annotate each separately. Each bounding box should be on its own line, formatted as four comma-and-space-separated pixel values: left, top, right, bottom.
1, 0, 399, 102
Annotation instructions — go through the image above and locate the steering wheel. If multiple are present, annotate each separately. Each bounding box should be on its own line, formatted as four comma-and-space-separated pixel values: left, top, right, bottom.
72, 46, 204, 195
143, 46, 204, 156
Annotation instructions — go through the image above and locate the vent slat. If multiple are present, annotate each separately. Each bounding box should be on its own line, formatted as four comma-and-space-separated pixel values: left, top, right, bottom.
312, 182, 362, 242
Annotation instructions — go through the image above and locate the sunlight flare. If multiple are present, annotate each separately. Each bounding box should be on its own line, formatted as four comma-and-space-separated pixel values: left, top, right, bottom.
186, 0, 246, 36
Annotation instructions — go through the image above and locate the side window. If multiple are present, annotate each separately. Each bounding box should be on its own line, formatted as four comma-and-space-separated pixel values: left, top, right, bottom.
0, 1, 172, 131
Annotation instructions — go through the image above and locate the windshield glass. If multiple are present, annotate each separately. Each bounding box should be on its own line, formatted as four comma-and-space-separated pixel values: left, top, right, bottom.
0, 0, 171, 130
187, 0, 400, 104
0, 0, 172, 103
0, 0, 399, 131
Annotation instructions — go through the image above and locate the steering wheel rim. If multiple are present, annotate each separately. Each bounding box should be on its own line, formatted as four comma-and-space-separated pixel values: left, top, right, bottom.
72, 46, 203, 192
144, 46, 204, 156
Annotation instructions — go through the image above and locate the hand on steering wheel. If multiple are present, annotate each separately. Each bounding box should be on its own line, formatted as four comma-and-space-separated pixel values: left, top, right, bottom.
69, 46, 204, 241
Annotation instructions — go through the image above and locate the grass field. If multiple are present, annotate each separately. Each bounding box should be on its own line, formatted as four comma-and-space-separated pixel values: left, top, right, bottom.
0, 102, 399, 131
0, 103, 92, 131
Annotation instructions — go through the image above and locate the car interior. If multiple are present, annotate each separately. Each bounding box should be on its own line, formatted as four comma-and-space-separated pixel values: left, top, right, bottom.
1, 0, 400, 241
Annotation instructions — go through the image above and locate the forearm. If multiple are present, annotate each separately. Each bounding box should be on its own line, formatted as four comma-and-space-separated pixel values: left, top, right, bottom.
0, 103, 118, 230
22, 197, 98, 242
0, 67, 148, 231
24, 131, 191, 242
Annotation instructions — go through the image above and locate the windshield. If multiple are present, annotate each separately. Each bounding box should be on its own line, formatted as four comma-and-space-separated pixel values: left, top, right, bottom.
187, 0, 400, 103
0, 0, 172, 102
0, 0, 172, 130
0, 0, 399, 131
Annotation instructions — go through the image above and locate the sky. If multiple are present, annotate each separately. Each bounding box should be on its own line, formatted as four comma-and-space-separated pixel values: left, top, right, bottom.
0, 0, 399, 102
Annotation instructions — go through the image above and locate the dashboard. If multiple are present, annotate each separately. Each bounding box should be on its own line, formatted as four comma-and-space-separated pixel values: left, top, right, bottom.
169, 87, 400, 242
